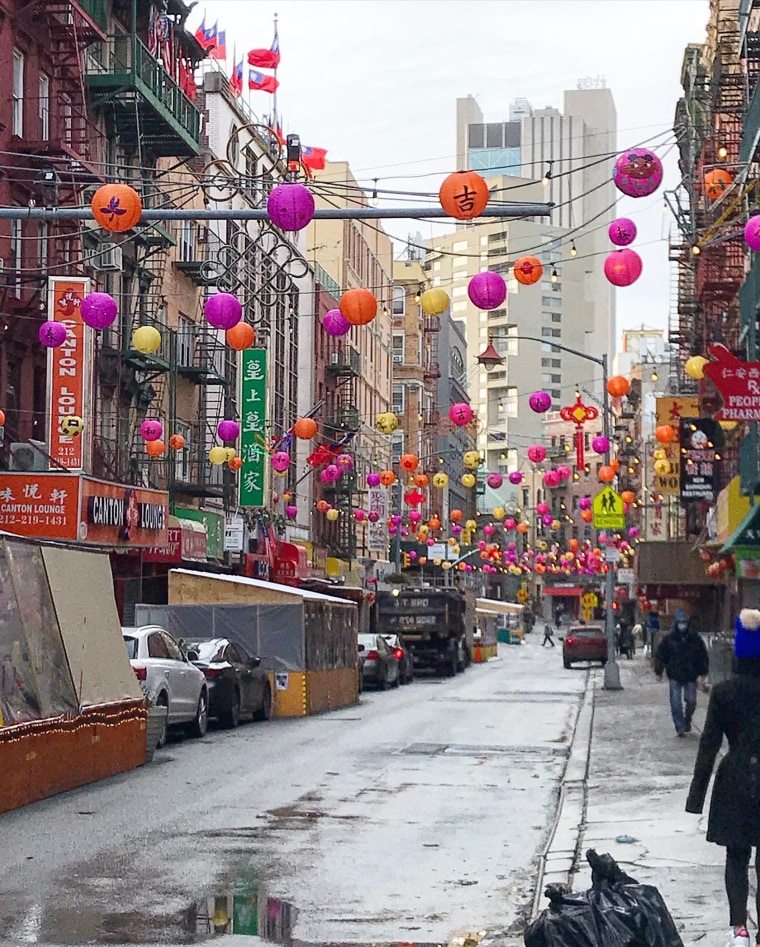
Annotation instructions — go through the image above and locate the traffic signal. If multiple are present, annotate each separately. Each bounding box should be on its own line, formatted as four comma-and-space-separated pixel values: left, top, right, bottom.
402, 552, 411, 568
611, 601, 620, 612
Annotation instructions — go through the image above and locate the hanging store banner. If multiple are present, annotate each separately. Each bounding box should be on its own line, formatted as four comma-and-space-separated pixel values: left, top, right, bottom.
653, 396, 699, 495
679, 418, 718, 502
46, 276, 92, 471
0, 472, 81, 540
367, 487, 389, 553
239, 349, 268, 508
703, 343, 760, 420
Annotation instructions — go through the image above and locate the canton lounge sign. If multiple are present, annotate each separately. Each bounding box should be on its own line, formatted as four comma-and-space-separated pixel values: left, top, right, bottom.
703, 344, 760, 421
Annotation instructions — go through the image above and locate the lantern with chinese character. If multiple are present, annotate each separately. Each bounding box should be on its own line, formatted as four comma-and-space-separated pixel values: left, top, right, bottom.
544, 469, 561, 488
432, 472, 449, 488
438, 170, 489, 220
400, 453, 419, 473
420, 288, 450, 316
321, 464, 340, 483
140, 419, 163, 442
705, 168, 732, 199
527, 444, 546, 464
745, 215, 760, 253
81, 292, 118, 330
226, 322, 256, 350
339, 288, 377, 326
612, 150, 663, 198
463, 450, 481, 469
323, 308, 351, 337
267, 182, 316, 231
146, 439, 165, 457
132, 325, 162, 354
608, 217, 637, 246
379, 469, 396, 486
685, 355, 708, 380
294, 417, 318, 439
487, 472, 503, 489
375, 412, 399, 434
317, 500, 331, 513
205, 293, 242, 330
509, 471, 523, 485
217, 420, 240, 442
461, 473, 476, 488
604, 249, 643, 287
271, 451, 290, 472
557, 465, 572, 481
39, 321, 67, 347
653, 458, 671, 476
468, 271, 507, 310
367, 510, 380, 522
513, 256, 543, 285
59, 415, 83, 437
529, 390, 552, 413
536, 502, 550, 515
414, 473, 429, 488
336, 453, 354, 472
429, 515, 441, 530
91, 183, 143, 232
449, 402, 474, 426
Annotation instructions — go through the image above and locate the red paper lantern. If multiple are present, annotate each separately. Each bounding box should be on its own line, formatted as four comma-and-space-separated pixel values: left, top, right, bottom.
379, 469, 396, 486
705, 168, 732, 199
438, 170, 489, 220
168, 433, 186, 450
621, 490, 635, 504
294, 417, 318, 439
400, 453, 420, 473
603, 249, 642, 287
145, 439, 165, 457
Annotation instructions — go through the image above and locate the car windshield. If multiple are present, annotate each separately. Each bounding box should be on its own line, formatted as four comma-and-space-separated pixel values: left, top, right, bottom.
123, 637, 138, 659
572, 628, 604, 637
189, 641, 223, 662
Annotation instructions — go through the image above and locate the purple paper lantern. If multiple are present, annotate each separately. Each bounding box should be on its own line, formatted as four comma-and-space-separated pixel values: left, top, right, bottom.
366, 472, 381, 487
592, 435, 610, 454
608, 217, 637, 247
557, 465, 572, 481
487, 472, 503, 489
467, 271, 507, 310
612, 150, 663, 198
409, 550, 418, 559
285, 504, 298, 519
205, 293, 242, 330
542, 514, 554, 526
508, 471, 523, 485
39, 321, 67, 347
449, 402, 474, 426
81, 292, 118, 330
529, 390, 552, 414
544, 470, 561, 488
578, 496, 592, 510
368, 510, 380, 523
336, 453, 354, 472
321, 464, 340, 483
217, 419, 240, 442
323, 308, 351, 337
267, 182, 316, 232
745, 215, 760, 253
140, 418, 163, 442
400, 527, 409, 537
271, 451, 290, 472
604, 249, 643, 287
391, 514, 402, 526
451, 523, 462, 535
527, 444, 547, 464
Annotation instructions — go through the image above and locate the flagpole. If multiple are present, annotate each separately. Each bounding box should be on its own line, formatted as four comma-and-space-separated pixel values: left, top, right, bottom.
272, 12, 279, 130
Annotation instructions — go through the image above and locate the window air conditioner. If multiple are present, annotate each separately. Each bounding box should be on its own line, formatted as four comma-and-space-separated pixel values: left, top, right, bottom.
330, 352, 340, 365
393, 354, 403, 364
96, 244, 123, 272
10, 440, 48, 471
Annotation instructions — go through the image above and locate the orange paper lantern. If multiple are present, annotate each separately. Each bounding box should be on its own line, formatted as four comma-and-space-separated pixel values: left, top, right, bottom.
606, 375, 630, 398
379, 469, 396, 486
439, 170, 489, 220
400, 453, 420, 473
0, 409, 5, 427
316, 499, 330, 513
293, 417, 318, 440
414, 473, 429, 488
228, 456, 243, 471
450, 509, 463, 523
599, 465, 616, 483
168, 433, 186, 450
428, 515, 441, 530
513, 256, 543, 286
621, 490, 635, 504
339, 288, 377, 326
655, 424, 677, 444
91, 183, 142, 232
517, 522, 529, 534
611, 458, 620, 472
145, 438, 164, 457
705, 168, 732, 199
581, 509, 593, 522
226, 322, 256, 350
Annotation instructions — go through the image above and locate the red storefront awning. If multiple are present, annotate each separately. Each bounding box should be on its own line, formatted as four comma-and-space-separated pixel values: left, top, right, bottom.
542, 585, 584, 597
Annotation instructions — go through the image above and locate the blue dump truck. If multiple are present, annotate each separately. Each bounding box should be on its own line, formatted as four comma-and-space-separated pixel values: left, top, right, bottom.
370, 587, 471, 676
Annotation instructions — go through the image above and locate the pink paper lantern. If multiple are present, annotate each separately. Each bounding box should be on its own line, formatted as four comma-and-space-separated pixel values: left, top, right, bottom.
321, 464, 340, 483
598, 532, 608, 545
354, 509, 366, 521
368, 510, 380, 523
426, 538, 435, 547
536, 502, 550, 515
483, 523, 495, 536
81, 292, 118, 330
39, 321, 67, 347
449, 402, 474, 426
285, 504, 298, 519
391, 514, 402, 526
336, 453, 354, 472
542, 514, 554, 526
629, 526, 640, 538
271, 451, 290, 472
467, 271, 507, 310
478, 540, 487, 550
267, 182, 315, 232
451, 524, 462, 535
409, 550, 418, 559
745, 215, 760, 253
608, 217, 637, 247
527, 444, 547, 464
604, 249, 643, 287
612, 150, 663, 198
508, 471, 523, 485
578, 496, 592, 510
322, 308, 351, 337
504, 517, 516, 530
140, 418, 163, 442
400, 527, 409, 537
592, 435, 610, 454
217, 419, 240, 442
487, 472, 503, 489
557, 465, 572, 481
367, 472, 381, 487
544, 469, 561, 488
409, 510, 422, 523
529, 390, 552, 413
205, 293, 242, 329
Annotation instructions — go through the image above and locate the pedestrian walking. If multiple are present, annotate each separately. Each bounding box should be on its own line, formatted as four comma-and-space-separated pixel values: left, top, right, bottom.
541, 622, 555, 647
620, 625, 635, 659
654, 608, 709, 737
686, 609, 760, 947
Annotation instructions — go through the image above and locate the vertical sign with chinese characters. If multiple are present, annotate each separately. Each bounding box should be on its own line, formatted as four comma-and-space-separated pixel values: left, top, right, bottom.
367, 487, 388, 553
46, 277, 92, 471
653, 396, 699, 495
239, 349, 268, 508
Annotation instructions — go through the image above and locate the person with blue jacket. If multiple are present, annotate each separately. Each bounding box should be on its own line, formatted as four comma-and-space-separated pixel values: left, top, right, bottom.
654, 608, 709, 737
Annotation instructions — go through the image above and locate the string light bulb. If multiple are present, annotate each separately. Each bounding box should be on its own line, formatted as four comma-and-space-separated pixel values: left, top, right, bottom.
371, 178, 379, 207
691, 244, 701, 256
650, 369, 659, 381
717, 145, 728, 159
542, 163, 553, 187
569, 240, 577, 257
551, 267, 559, 284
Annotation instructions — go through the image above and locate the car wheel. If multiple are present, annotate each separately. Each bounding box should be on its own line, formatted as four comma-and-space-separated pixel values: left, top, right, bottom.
254, 684, 272, 721
155, 693, 168, 749
223, 689, 241, 729
563, 660, 571, 669
601, 659, 608, 667
190, 691, 208, 738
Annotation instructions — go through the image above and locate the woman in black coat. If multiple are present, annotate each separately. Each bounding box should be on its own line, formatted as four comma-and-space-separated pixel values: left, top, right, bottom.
686, 608, 760, 947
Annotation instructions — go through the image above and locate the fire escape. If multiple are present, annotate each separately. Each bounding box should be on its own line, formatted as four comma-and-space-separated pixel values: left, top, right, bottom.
422, 314, 441, 464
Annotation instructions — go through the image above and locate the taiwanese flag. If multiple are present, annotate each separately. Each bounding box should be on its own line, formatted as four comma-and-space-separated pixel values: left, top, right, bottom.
274, 119, 285, 146
302, 146, 327, 171
194, 18, 218, 51
229, 61, 243, 97
249, 69, 279, 93
209, 29, 227, 60
248, 27, 280, 69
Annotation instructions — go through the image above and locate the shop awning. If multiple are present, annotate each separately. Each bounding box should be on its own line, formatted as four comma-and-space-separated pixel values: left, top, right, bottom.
475, 598, 524, 616
542, 585, 583, 597
721, 502, 760, 554
177, 518, 207, 562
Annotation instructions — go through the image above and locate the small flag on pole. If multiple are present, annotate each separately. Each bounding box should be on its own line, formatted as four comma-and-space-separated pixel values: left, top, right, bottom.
248, 26, 280, 69
248, 69, 279, 93
229, 60, 244, 97
209, 29, 227, 60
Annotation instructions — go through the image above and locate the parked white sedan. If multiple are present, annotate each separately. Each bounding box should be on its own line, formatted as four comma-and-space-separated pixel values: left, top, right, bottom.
122, 625, 209, 747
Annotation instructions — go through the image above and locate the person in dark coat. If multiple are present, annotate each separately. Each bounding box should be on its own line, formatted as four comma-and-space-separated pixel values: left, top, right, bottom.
654, 608, 709, 736
686, 608, 760, 947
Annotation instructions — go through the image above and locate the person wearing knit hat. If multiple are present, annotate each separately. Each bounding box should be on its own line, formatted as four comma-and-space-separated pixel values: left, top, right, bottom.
654, 608, 709, 736
687, 608, 760, 947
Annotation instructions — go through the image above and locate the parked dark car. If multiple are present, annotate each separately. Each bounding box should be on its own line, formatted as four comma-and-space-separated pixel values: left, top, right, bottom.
357, 633, 400, 690
562, 624, 608, 669
187, 638, 272, 727
381, 632, 414, 684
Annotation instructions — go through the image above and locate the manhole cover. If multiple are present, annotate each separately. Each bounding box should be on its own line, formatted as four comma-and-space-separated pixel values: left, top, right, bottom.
403, 743, 449, 755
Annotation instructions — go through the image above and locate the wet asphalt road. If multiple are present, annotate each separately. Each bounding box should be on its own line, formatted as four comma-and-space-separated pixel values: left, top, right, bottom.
0, 635, 588, 947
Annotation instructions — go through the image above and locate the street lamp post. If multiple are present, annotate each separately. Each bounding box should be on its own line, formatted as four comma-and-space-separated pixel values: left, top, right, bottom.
477, 334, 622, 691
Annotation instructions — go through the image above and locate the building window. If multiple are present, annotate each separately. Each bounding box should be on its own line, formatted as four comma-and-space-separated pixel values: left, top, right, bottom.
177, 314, 194, 365
174, 420, 191, 481
392, 285, 405, 315
453, 241, 468, 252
39, 73, 50, 140
503, 387, 518, 418
12, 49, 24, 137
541, 327, 561, 338
392, 383, 405, 414
392, 332, 405, 364
179, 220, 195, 262
390, 432, 404, 463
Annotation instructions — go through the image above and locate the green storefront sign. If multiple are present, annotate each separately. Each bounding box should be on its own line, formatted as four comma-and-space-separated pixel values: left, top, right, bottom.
173, 506, 225, 560
240, 348, 268, 508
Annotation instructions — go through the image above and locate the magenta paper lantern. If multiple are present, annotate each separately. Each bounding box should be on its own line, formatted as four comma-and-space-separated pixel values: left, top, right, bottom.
451, 523, 462, 535
608, 217, 637, 247
557, 465, 572, 481
483, 523, 495, 536
598, 532, 608, 545
321, 464, 340, 483
267, 182, 315, 231
354, 509, 366, 521
391, 514, 402, 526
336, 453, 354, 472
629, 526, 640, 538
81, 292, 118, 330
467, 271, 507, 310
544, 469, 561, 488
409, 510, 422, 523
388, 525, 398, 535
400, 527, 409, 537
487, 472, 503, 489
527, 444, 547, 464
478, 540, 487, 550
529, 390, 552, 413
604, 249, 643, 287
578, 496, 592, 510
39, 321, 67, 347
271, 451, 290, 472
285, 504, 298, 519
140, 418, 163, 442
323, 308, 351, 337
366, 472, 381, 487
612, 150, 663, 198
449, 402, 474, 426
542, 514, 554, 526
205, 292, 242, 330
592, 435, 610, 454
368, 510, 380, 523
217, 419, 240, 442
409, 550, 418, 559
536, 502, 550, 516
508, 471, 523, 485
426, 538, 435, 547
504, 517, 516, 530
745, 215, 760, 253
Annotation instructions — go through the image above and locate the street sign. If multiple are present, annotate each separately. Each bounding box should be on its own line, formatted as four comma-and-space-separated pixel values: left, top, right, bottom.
592, 487, 625, 530
605, 546, 621, 564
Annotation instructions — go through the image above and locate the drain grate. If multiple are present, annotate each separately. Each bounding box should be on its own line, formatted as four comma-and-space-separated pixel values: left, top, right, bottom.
402, 742, 567, 759
404, 742, 449, 755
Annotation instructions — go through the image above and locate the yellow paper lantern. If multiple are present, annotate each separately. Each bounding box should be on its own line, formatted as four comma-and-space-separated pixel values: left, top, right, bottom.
653, 458, 671, 475
420, 288, 450, 316
461, 472, 476, 488
465, 519, 478, 531
441, 560, 453, 570
209, 446, 227, 465
551, 519, 561, 530
375, 412, 399, 434
326, 508, 340, 521
463, 450, 482, 469
720, 420, 738, 431
132, 325, 162, 354
60, 415, 84, 437
653, 448, 667, 460
418, 524, 430, 535
448, 537, 458, 546
452, 544, 461, 555
493, 506, 506, 520
685, 355, 708, 380
433, 558, 442, 566
432, 472, 449, 488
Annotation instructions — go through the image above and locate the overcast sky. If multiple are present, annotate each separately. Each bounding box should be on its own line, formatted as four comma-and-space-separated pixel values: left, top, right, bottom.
200, 0, 710, 345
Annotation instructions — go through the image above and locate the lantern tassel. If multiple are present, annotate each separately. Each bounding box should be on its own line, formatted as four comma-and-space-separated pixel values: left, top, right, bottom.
576, 429, 585, 471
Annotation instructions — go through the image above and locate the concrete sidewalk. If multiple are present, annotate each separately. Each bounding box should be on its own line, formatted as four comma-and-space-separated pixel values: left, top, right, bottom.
544, 653, 730, 944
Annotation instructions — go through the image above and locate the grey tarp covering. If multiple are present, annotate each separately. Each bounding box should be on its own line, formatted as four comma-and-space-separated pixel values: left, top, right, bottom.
42, 545, 143, 707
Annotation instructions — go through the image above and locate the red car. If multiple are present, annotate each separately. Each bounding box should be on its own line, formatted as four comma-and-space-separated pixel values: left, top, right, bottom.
562, 624, 608, 668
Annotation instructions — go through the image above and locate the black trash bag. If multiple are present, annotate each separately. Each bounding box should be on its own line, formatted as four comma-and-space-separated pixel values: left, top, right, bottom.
524, 850, 683, 947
